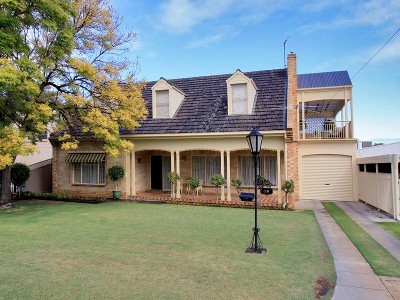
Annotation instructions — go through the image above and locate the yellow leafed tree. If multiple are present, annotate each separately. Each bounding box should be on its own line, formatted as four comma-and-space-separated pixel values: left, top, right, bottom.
0, 0, 147, 204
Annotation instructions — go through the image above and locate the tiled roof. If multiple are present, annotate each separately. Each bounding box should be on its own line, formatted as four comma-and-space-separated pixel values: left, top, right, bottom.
125, 69, 287, 135
298, 71, 351, 89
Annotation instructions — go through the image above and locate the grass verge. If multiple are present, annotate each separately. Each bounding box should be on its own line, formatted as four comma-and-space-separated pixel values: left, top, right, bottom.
323, 201, 400, 277
376, 222, 400, 240
0, 200, 335, 299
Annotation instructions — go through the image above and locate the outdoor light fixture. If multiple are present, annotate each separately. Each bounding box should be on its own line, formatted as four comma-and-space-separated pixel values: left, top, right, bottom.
245, 128, 266, 254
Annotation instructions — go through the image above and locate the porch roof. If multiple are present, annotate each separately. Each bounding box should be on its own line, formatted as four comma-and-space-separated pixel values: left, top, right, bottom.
123, 69, 287, 135
298, 71, 352, 89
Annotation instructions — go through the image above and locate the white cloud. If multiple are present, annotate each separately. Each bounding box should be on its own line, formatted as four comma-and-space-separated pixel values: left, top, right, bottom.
156, 0, 234, 34
188, 32, 225, 48
300, 0, 400, 33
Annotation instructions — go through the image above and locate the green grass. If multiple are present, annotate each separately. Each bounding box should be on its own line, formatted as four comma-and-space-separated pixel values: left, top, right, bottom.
323, 202, 400, 277
376, 222, 400, 240
0, 200, 335, 299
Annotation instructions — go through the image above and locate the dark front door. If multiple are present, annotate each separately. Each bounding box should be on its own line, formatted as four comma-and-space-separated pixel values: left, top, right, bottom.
151, 156, 163, 190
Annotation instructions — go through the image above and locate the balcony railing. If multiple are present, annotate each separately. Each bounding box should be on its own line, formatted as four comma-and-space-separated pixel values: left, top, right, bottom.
299, 120, 352, 140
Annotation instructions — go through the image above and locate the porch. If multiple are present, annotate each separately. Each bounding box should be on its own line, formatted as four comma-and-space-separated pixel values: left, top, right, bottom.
298, 85, 354, 140
127, 190, 282, 209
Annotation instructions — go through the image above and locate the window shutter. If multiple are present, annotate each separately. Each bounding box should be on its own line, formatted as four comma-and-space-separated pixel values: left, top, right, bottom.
232, 84, 247, 114
156, 90, 169, 117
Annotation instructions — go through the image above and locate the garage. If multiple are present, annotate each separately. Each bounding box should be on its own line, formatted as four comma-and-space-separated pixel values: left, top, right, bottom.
301, 154, 353, 201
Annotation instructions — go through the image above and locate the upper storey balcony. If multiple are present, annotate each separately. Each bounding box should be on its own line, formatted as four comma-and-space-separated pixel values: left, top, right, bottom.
297, 71, 354, 140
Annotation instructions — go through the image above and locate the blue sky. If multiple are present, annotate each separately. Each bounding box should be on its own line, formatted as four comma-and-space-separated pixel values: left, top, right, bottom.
110, 0, 400, 141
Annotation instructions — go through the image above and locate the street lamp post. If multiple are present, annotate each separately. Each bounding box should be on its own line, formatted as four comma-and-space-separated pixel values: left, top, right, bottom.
245, 128, 266, 254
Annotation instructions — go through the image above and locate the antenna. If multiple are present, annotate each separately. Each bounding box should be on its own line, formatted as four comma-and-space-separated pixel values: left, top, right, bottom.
283, 37, 289, 68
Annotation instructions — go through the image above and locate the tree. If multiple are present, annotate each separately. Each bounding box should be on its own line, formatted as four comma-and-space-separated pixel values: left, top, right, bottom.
211, 174, 226, 200
11, 163, 30, 197
0, 0, 147, 204
166, 171, 180, 200
281, 179, 295, 209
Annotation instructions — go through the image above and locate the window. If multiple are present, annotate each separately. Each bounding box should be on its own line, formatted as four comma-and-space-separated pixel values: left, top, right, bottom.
232, 83, 247, 114
192, 156, 221, 185
358, 164, 364, 172
238, 156, 277, 186
366, 163, 376, 173
41, 131, 48, 140
378, 163, 391, 174
73, 161, 105, 184
156, 90, 169, 117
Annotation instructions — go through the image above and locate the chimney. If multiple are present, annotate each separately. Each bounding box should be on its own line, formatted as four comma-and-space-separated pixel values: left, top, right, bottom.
286, 52, 298, 137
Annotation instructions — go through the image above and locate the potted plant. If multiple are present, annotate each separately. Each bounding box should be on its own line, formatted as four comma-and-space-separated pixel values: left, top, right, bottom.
211, 174, 226, 200
186, 176, 200, 200
281, 179, 295, 209
231, 178, 243, 194
166, 171, 180, 200
11, 163, 30, 199
107, 165, 125, 199
257, 175, 272, 195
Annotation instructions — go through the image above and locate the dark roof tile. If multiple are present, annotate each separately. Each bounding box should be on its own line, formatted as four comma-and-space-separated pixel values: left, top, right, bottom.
131, 69, 287, 135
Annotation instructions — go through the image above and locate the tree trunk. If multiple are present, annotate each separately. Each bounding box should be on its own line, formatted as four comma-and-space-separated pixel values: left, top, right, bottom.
0, 166, 12, 205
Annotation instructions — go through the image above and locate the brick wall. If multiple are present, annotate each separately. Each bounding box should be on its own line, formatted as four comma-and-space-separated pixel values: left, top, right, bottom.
52, 141, 129, 198
286, 53, 299, 206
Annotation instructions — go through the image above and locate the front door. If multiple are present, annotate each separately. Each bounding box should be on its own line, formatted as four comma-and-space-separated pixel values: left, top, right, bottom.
151, 156, 172, 190
151, 156, 163, 190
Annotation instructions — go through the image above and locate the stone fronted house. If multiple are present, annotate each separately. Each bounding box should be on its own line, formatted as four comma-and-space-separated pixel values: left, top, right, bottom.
51, 53, 358, 207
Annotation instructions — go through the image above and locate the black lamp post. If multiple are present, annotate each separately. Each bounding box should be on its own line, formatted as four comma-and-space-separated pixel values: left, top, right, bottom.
245, 128, 266, 254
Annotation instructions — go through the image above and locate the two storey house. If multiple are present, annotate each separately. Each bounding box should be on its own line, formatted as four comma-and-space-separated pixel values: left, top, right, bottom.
51, 53, 358, 207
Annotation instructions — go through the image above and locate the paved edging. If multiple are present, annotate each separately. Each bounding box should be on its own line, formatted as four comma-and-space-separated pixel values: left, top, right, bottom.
335, 201, 400, 261
299, 200, 394, 300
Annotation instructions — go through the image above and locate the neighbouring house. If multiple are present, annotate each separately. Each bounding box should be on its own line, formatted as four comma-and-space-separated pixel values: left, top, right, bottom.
50, 53, 358, 207
14, 131, 53, 193
357, 142, 400, 219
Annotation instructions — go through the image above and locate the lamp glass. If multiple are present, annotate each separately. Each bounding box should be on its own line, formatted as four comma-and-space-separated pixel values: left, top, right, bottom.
246, 128, 264, 155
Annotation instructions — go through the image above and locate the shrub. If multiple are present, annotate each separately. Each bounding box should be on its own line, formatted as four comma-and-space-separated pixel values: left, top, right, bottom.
107, 165, 125, 190
257, 175, 271, 189
231, 178, 243, 194
23, 192, 106, 204
281, 179, 295, 209
11, 163, 30, 191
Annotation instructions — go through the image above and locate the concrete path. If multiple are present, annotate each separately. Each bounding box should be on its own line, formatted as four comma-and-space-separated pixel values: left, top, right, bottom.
335, 201, 400, 261
297, 200, 395, 300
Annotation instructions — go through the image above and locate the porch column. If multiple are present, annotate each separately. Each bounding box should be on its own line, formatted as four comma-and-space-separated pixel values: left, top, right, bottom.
391, 154, 400, 220
345, 95, 349, 139
171, 151, 175, 199
176, 151, 181, 199
350, 98, 354, 138
277, 150, 281, 204
220, 150, 225, 201
125, 152, 131, 198
301, 100, 305, 139
226, 150, 231, 201
131, 151, 136, 196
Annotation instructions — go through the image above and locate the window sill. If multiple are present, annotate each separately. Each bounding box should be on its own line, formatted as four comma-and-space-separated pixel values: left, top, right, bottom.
71, 183, 106, 187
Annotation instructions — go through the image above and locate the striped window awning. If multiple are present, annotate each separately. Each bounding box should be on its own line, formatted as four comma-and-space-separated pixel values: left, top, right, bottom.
65, 153, 106, 163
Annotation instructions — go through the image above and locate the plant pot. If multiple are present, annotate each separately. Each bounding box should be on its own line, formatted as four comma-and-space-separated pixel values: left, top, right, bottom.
112, 190, 121, 200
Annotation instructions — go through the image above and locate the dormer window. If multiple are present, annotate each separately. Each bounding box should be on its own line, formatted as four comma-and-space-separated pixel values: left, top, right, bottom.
156, 90, 169, 118
152, 78, 185, 119
232, 83, 247, 114
226, 70, 257, 115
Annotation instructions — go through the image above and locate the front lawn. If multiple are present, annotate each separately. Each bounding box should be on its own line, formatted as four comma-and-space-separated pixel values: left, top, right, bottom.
376, 222, 400, 240
0, 201, 335, 299
323, 202, 400, 277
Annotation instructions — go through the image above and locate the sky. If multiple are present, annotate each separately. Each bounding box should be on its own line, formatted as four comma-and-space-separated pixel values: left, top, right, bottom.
110, 0, 400, 142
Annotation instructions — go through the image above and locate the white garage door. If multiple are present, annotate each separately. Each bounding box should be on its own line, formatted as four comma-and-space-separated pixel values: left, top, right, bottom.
301, 155, 353, 201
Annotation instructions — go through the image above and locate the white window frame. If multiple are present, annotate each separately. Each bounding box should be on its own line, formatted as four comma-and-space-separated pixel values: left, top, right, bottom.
238, 156, 277, 186
156, 90, 170, 118
231, 83, 248, 114
192, 156, 222, 185
73, 161, 106, 185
